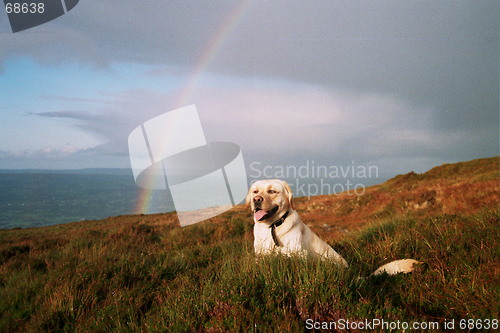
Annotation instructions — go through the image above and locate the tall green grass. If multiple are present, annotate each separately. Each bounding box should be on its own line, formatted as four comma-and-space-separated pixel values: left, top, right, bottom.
0, 210, 498, 332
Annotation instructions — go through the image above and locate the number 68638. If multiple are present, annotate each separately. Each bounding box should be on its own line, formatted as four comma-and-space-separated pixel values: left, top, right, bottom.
5, 2, 45, 14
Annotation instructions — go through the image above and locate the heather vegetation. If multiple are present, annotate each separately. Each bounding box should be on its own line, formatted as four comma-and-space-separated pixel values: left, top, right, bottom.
0, 157, 498, 332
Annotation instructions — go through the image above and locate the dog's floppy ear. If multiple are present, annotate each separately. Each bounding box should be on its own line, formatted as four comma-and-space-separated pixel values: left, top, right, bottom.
281, 180, 294, 210
244, 186, 253, 210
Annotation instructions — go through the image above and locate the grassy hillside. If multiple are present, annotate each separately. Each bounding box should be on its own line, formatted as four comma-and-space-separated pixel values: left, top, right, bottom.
0, 157, 498, 332
298, 156, 499, 240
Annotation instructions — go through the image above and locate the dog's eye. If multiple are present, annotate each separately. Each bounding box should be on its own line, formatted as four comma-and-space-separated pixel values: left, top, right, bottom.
268, 190, 277, 194
253, 190, 259, 194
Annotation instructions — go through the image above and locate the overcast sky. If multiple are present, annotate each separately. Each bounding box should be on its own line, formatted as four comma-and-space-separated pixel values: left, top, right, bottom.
0, 0, 498, 180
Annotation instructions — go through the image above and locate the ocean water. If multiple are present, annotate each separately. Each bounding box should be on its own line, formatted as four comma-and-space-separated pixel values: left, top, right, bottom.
0, 172, 175, 229
0, 170, 383, 229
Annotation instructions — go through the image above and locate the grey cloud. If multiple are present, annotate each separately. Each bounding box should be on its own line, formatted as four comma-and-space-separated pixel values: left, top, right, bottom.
0, 27, 109, 68
3, 1, 497, 116
34, 110, 99, 120
32, 89, 183, 157
2, 0, 497, 170
25, 82, 496, 175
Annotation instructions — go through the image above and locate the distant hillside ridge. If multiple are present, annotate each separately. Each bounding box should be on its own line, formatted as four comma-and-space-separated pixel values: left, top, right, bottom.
294, 156, 499, 239
387, 156, 499, 185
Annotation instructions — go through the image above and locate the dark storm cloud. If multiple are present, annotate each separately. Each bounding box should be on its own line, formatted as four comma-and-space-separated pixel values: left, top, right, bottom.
3, 1, 496, 123
1, 0, 497, 170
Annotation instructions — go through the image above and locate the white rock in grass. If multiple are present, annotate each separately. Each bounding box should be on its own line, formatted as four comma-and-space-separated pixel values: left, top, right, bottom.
372, 259, 421, 276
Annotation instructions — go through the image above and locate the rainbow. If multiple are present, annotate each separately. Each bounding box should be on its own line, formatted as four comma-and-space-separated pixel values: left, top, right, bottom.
134, 0, 252, 215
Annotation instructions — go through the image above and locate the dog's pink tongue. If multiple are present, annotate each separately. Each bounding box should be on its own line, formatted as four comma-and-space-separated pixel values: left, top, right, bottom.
254, 210, 268, 221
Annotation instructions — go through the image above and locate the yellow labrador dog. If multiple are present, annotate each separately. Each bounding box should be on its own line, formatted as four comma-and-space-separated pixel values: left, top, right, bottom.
246, 179, 419, 275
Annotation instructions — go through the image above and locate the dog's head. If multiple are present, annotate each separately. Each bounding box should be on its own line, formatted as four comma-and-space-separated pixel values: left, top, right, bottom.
245, 179, 294, 223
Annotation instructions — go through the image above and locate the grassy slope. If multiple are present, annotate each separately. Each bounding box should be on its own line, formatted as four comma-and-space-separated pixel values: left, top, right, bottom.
0, 157, 498, 332
297, 156, 500, 241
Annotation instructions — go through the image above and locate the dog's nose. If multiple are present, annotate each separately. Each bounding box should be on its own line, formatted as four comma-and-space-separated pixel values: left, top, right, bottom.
253, 196, 263, 204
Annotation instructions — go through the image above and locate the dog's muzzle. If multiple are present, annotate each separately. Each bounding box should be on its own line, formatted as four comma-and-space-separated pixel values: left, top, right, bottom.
253, 205, 278, 221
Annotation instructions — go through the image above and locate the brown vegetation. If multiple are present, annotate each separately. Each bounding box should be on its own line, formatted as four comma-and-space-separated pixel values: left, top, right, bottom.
0, 157, 498, 331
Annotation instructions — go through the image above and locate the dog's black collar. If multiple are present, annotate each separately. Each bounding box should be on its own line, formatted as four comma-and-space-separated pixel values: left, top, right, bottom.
269, 210, 289, 247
